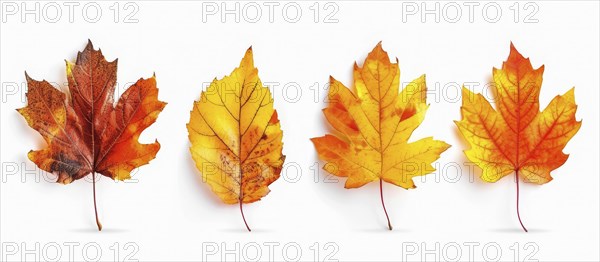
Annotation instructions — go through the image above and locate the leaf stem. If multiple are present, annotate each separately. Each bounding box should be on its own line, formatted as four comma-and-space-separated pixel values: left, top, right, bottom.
515, 170, 528, 232
93, 173, 102, 231
240, 201, 251, 232
379, 178, 393, 230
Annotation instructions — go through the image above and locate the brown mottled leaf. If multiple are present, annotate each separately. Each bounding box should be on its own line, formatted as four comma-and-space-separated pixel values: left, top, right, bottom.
18, 41, 166, 230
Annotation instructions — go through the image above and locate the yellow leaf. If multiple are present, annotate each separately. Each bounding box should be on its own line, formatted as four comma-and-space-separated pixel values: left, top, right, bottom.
311, 42, 450, 230
187, 47, 285, 231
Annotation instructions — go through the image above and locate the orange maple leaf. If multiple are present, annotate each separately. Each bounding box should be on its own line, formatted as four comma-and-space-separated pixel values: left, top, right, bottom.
455, 43, 581, 232
311, 42, 450, 230
187, 47, 285, 232
18, 41, 167, 231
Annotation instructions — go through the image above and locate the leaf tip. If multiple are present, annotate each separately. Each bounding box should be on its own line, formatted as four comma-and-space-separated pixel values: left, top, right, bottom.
507, 42, 528, 64
442, 141, 452, 149
86, 39, 94, 50
371, 41, 386, 56
24, 71, 32, 81
309, 137, 320, 144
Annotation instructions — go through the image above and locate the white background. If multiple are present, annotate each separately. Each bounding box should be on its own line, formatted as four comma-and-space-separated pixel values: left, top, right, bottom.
1, 1, 599, 261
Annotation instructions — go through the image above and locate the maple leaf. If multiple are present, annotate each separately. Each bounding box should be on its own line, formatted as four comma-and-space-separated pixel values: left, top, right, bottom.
311, 42, 450, 230
187, 47, 285, 232
455, 43, 581, 232
17, 41, 166, 231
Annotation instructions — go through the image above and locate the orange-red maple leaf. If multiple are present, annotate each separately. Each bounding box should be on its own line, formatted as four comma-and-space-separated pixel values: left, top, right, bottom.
455, 43, 581, 232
